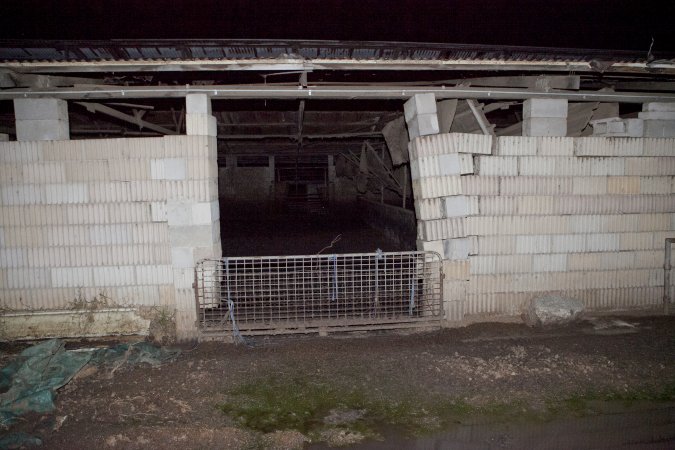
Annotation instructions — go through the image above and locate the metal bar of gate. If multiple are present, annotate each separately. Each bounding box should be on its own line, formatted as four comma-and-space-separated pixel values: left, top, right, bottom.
195, 251, 443, 335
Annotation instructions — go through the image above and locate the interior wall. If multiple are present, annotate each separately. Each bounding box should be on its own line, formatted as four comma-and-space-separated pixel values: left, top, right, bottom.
0, 135, 220, 340
410, 133, 675, 322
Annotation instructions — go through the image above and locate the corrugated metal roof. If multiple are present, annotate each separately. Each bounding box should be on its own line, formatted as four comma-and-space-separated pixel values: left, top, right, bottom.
0, 39, 671, 64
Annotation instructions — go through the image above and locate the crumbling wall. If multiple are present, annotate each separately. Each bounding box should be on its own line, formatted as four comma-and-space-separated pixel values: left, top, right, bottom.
0, 134, 220, 340
411, 133, 675, 322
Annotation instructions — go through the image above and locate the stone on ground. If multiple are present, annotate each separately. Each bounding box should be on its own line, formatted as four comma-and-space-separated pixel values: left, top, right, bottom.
525, 296, 584, 327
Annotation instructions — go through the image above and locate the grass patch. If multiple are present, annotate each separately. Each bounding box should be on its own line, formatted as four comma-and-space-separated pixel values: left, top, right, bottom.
217, 375, 522, 437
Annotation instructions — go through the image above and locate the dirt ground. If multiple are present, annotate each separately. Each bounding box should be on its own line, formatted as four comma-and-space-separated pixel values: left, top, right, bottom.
2, 314, 675, 449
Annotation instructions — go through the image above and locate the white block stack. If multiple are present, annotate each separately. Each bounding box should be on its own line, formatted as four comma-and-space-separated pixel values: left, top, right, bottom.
409, 132, 493, 321
0, 130, 221, 341
14, 99, 70, 141
465, 134, 675, 318
522, 99, 568, 137
403, 94, 439, 140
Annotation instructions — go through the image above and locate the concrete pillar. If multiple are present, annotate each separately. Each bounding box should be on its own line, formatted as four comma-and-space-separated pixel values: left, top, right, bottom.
403, 93, 440, 140
639, 102, 675, 137
13, 98, 69, 141
185, 94, 217, 137
522, 98, 568, 137
171, 94, 221, 341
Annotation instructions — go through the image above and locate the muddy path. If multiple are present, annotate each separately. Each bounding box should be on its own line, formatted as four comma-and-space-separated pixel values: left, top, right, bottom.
1, 315, 674, 449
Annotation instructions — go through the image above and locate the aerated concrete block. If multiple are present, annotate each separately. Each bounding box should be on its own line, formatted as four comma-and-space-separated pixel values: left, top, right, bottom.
643, 120, 675, 138
522, 118, 567, 137
443, 238, 470, 260
404, 93, 437, 122
407, 113, 439, 140
441, 195, 473, 218
15, 119, 70, 141
523, 99, 568, 119
0, 134, 8, 141
13, 98, 68, 121
185, 94, 212, 115
642, 102, 675, 112
186, 114, 217, 136
416, 239, 444, 255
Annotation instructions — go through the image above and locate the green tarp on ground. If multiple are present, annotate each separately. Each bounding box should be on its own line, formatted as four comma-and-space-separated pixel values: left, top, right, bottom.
0, 339, 179, 427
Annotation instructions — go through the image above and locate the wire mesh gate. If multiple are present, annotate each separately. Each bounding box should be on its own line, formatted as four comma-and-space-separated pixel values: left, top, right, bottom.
195, 251, 444, 336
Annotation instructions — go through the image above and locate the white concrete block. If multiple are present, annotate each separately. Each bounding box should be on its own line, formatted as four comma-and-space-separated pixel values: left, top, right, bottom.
166, 201, 192, 226
404, 93, 437, 122
51, 267, 91, 288
171, 247, 195, 269
89, 224, 132, 245
519, 157, 556, 176
13, 98, 68, 121
441, 195, 475, 218
586, 233, 620, 252
515, 235, 551, 254
191, 202, 216, 225
591, 118, 644, 137
185, 93, 212, 115
0, 134, 9, 141
135, 265, 173, 285
411, 176, 462, 199
150, 202, 167, 222
151, 158, 187, 181
476, 156, 518, 176
1, 185, 43, 205
476, 236, 516, 255
642, 138, 675, 156
496, 136, 538, 156
538, 137, 575, 156
168, 224, 218, 247
15, 119, 70, 141
417, 218, 465, 241
638, 111, 675, 120
443, 238, 470, 260
573, 176, 608, 195
643, 120, 675, 138
414, 198, 443, 220
460, 176, 499, 195
186, 114, 218, 137
523, 118, 567, 137
417, 239, 444, 255
407, 113, 439, 140
22, 162, 66, 183
523, 99, 568, 119
532, 254, 567, 272
643, 102, 675, 112
43, 183, 89, 204
93, 266, 135, 286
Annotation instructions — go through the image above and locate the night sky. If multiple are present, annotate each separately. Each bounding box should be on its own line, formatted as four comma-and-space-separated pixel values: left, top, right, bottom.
1, 0, 673, 52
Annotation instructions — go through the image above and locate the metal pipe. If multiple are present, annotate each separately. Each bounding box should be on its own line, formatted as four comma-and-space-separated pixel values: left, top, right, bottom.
665, 238, 675, 314
3, 84, 675, 103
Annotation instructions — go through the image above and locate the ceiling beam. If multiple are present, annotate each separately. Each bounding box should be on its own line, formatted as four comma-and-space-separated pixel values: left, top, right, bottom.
4, 59, 674, 75
4, 84, 675, 103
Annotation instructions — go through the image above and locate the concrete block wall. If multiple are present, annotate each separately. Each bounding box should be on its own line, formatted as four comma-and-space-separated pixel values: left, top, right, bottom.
414, 133, 674, 319
409, 133, 493, 321
0, 133, 220, 341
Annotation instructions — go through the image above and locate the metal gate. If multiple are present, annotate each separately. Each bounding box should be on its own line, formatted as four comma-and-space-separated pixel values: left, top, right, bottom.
195, 251, 443, 336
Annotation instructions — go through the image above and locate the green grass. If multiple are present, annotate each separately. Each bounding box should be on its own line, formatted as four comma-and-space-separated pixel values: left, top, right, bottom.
217, 375, 675, 438
217, 375, 522, 436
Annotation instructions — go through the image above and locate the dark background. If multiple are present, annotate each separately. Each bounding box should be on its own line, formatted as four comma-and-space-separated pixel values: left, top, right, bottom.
1, 0, 673, 52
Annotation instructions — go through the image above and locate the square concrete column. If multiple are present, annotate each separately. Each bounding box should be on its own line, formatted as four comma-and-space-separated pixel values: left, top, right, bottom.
186, 94, 217, 136
522, 98, 568, 137
14, 98, 69, 141
639, 102, 675, 137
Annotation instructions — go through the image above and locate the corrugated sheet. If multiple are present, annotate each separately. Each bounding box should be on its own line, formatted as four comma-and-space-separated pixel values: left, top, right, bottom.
1, 39, 671, 63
